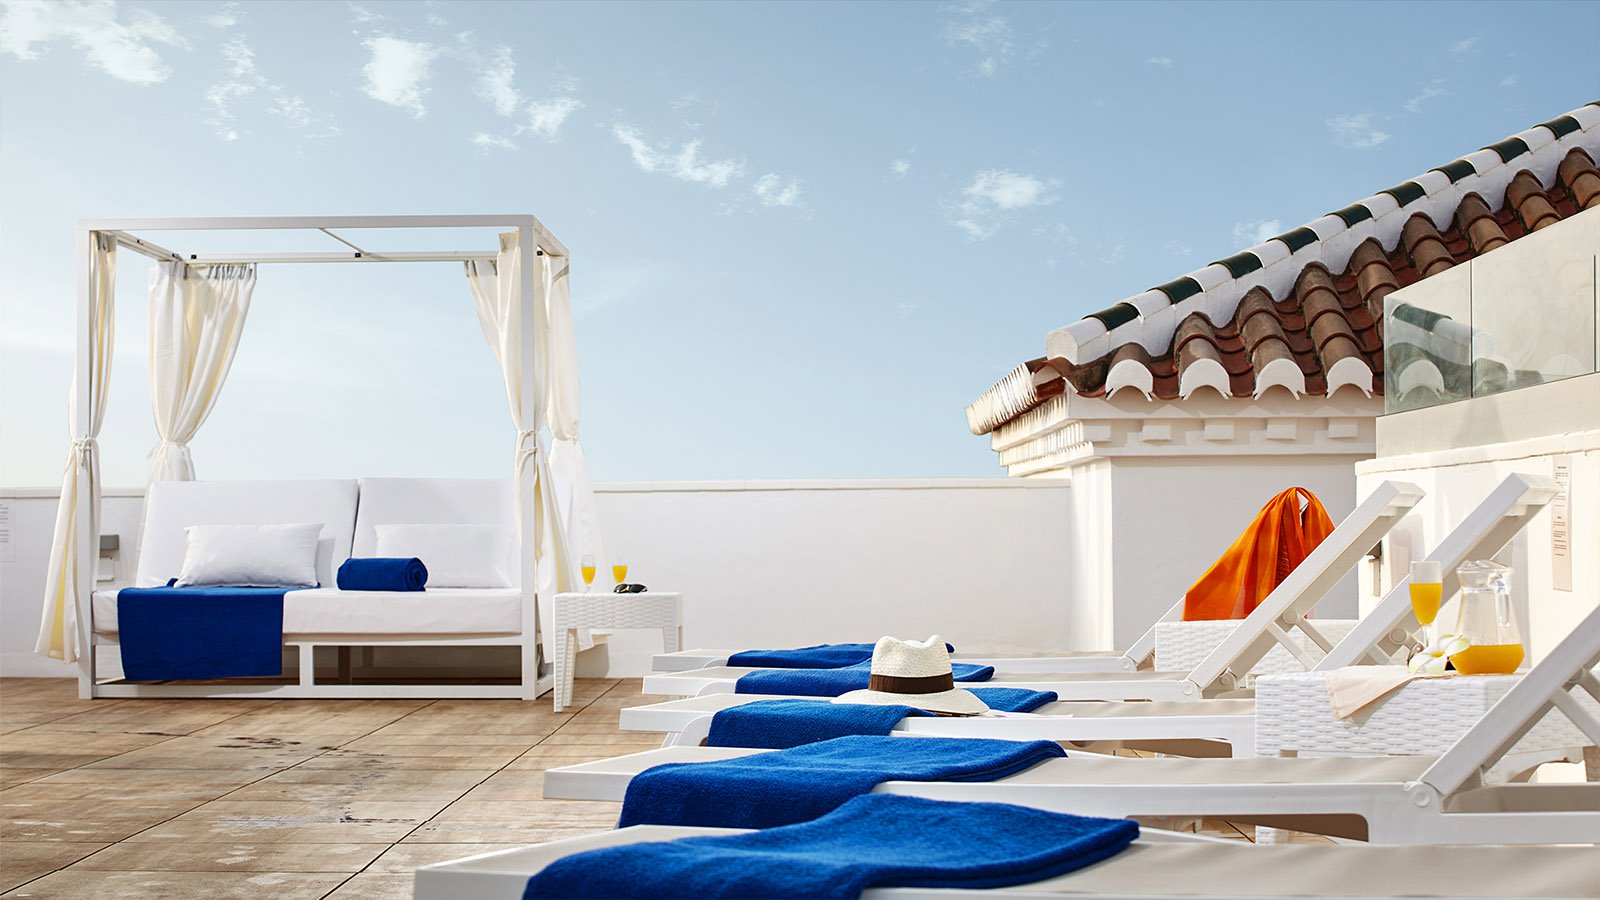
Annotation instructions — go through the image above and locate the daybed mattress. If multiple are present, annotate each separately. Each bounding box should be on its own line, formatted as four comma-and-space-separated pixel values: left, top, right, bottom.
93, 587, 522, 635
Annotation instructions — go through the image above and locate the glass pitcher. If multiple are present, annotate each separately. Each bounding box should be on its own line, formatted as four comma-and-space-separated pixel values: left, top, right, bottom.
1449, 560, 1524, 675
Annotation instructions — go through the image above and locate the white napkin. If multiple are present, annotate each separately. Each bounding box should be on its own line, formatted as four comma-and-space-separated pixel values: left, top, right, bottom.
1323, 665, 1449, 719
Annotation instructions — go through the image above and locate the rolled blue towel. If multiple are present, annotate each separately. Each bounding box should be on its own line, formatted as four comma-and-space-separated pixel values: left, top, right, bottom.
336, 557, 428, 592
618, 734, 1064, 829
707, 690, 1058, 749
728, 642, 955, 669
527, 793, 1138, 899
735, 660, 994, 697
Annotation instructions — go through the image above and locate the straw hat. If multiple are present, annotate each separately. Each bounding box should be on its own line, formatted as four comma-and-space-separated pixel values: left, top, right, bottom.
833, 635, 989, 716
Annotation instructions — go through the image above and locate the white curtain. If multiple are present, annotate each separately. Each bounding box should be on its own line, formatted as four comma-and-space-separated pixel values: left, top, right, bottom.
147, 262, 256, 482
36, 232, 117, 662
543, 252, 606, 579
466, 233, 580, 667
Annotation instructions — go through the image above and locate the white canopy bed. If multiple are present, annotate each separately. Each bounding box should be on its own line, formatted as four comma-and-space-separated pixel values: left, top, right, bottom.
35, 215, 604, 701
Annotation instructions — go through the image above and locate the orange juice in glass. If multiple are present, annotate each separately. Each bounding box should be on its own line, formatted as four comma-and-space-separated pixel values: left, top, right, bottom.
1409, 561, 1443, 627
581, 554, 597, 592
612, 562, 629, 585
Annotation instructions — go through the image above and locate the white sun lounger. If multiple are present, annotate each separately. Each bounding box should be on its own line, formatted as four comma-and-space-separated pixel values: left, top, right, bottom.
545, 597, 1600, 845
651, 482, 1426, 679
415, 828, 1600, 899
641, 475, 1555, 704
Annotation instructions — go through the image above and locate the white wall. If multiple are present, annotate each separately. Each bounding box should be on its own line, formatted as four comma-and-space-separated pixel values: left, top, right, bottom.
1100, 456, 1361, 648
0, 479, 1073, 679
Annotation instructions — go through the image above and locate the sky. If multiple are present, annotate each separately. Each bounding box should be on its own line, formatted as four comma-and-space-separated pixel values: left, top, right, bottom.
1, 0, 1595, 488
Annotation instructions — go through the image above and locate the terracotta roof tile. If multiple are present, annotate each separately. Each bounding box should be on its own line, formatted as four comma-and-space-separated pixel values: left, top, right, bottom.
967, 104, 1600, 433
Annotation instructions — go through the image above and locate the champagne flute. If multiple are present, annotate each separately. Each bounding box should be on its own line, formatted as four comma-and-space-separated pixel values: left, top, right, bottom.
580, 554, 597, 593
612, 559, 629, 586
1409, 560, 1443, 645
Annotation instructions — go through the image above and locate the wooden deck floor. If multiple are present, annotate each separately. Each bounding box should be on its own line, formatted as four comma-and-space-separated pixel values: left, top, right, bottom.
0, 677, 1304, 898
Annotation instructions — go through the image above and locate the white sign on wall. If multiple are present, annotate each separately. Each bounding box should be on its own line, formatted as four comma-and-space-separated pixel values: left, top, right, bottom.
0, 500, 14, 564
1551, 455, 1571, 592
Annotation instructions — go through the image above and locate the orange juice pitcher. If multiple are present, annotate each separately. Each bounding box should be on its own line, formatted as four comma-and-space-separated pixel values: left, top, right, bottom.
1449, 560, 1523, 675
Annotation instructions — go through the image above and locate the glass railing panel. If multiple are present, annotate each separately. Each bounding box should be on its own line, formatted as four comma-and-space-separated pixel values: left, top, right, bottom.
1385, 265, 1473, 413
1468, 213, 1598, 398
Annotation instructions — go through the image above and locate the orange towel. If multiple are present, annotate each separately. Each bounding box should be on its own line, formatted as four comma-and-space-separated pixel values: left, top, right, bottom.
1182, 487, 1335, 621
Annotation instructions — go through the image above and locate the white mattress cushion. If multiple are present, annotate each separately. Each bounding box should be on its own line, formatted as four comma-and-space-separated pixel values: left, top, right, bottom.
93, 587, 523, 635
135, 480, 359, 588
354, 478, 518, 587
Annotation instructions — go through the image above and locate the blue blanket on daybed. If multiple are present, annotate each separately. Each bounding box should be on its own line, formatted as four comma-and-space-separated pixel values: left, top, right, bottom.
336, 557, 428, 592
527, 794, 1137, 899
117, 585, 292, 680
734, 660, 995, 697
618, 734, 1065, 829
728, 642, 954, 669
707, 689, 1059, 749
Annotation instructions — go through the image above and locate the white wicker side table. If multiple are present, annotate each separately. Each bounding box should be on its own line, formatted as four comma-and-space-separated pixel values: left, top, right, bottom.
551, 592, 683, 712
1155, 619, 1360, 684
1255, 670, 1599, 783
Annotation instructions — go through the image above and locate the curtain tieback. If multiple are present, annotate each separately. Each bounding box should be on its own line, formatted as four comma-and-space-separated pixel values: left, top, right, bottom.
69, 437, 98, 467
147, 439, 190, 459
515, 430, 541, 467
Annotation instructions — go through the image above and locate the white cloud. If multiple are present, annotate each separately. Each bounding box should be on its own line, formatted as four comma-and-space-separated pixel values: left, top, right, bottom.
896, 302, 919, 316
949, 169, 1059, 239
0, 0, 188, 84
1326, 113, 1390, 149
361, 36, 439, 117
348, 2, 383, 23
1031, 222, 1077, 245
1099, 243, 1126, 265
752, 173, 803, 208
942, 0, 1013, 77
670, 91, 718, 115
1499, 74, 1517, 87
1147, 56, 1173, 66
474, 45, 520, 116
1164, 241, 1193, 256
1232, 218, 1281, 246
612, 123, 745, 188
472, 132, 516, 151
1449, 36, 1479, 54
203, 31, 332, 141
205, 2, 240, 29
522, 96, 583, 140
1403, 79, 1445, 113
890, 159, 911, 177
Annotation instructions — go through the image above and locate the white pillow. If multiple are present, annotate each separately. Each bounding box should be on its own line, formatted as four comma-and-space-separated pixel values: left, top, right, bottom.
175, 523, 322, 587
374, 523, 513, 589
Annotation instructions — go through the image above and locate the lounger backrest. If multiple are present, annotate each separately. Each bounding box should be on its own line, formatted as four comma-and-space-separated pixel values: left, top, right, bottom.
1419, 601, 1600, 800
1314, 472, 1559, 672
1185, 480, 1425, 697
353, 478, 519, 587
134, 479, 360, 588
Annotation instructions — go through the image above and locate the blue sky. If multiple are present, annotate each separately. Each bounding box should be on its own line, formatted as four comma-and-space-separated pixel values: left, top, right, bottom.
1, 0, 1595, 487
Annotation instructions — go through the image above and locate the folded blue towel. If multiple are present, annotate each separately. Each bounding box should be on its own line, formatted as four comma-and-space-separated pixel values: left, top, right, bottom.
619, 734, 1064, 829
117, 586, 289, 680
728, 642, 955, 669
707, 689, 1059, 749
336, 557, 428, 592
527, 793, 1138, 899
735, 660, 995, 697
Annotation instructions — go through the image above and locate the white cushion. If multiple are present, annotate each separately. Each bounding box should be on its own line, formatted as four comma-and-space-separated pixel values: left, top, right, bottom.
135, 480, 359, 588
353, 478, 518, 587
94, 587, 522, 635
175, 523, 321, 587
375, 524, 513, 588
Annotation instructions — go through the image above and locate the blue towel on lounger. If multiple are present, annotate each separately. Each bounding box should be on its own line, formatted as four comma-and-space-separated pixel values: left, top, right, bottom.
526, 793, 1139, 899
618, 734, 1065, 829
706, 689, 1059, 749
336, 557, 428, 592
117, 586, 290, 680
728, 642, 954, 669
735, 660, 995, 697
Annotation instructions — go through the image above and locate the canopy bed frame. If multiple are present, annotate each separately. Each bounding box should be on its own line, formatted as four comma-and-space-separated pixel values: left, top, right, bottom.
38, 215, 596, 701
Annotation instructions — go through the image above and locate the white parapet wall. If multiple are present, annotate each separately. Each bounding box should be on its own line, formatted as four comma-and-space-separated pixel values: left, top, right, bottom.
0, 479, 1075, 679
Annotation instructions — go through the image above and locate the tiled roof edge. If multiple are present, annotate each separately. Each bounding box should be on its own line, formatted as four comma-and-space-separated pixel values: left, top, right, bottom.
1045, 101, 1600, 364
